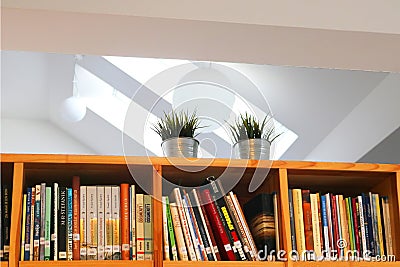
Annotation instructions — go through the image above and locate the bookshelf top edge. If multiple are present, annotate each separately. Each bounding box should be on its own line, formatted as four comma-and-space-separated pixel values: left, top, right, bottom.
1, 153, 399, 173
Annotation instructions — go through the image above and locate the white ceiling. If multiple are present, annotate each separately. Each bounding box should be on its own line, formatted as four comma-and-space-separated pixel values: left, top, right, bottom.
1, 50, 399, 162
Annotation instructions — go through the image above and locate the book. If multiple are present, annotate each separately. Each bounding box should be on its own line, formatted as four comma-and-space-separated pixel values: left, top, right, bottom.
136, 193, 145, 260
29, 187, 36, 261
339, 195, 349, 259
72, 176, 80, 260
58, 186, 67, 260
67, 188, 73, 260
358, 195, 368, 256
331, 194, 340, 258
170, 203, 189, 261
162, 197, 170, 260
0, 183, 3, 260
288, 190, 297, 255
21, 194, 27, 261
97, 186, 105, 260
369, 192, 379, 256
144, 194, 153, 260
111, 186, 120, 260
40, 183, 46, 260
87, 186, 98, 260
80, 186, 87, 260
325, 193, 334, 255
104, 186, 113, 260
301, 190, 314, 255
45, 187, 52, 260
381, 196, 393, 255
182, 193, 203, 260
320, 195, 330, 256
375, 194, 385, 256
292, 189, 305, 259
120, 184, 130, 260
51, 183, 58, 261
273, 193, 280, 254
34, 184, 42, 261
24, 188, 33, 261
165, 197, 178, 260
310, 193, 322, 259
130, 185, 136, 260
351, 198, 361, 255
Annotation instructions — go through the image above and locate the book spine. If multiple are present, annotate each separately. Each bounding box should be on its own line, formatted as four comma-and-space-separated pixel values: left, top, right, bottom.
136, 193, 145, 260
363, 193, 375, 256
358, 195, 367, 256
339, 195, 349, 259
172, 188, 197, 260
381, 196, 393, 255
162, 197, 170, 260
375, 194, 385, 256
24, 188, 32, 261
130, 185, 136, 260
320, 195, 330, 256
87, 186, 98, 260
67, 188, 73, 260
104, 186, 113, 260
316, 193, 324, 253
29, 187, 36, 261
201, 189, 236, 261
34, 184, 42, 261
144, 195, 153, 260
169, 203, 189, 261
182, 194, 203, 261
351, 198, 361, 254
44, 187, 52, 260
273, 192, 281, 254
80, 186, 87, 260
97, 186, 105, 260
40, 183, 46, 260
370, 192, 379, 255
21, 194, 27, 261
310, 194, 322, 259
0, 183, 3, 261
331, 194, 340, 258
120, 184, 130, 260
302, 190, 314, 253
325, 193, 334, 254
58, 187, 67, 260
288, 190, 297, 254
111, 186, 120, 260
51, 183, 58, 261
292, 189, 305, 258
345, 198, 355, 253
165, 198, 178, 260
72, 176, 80, 260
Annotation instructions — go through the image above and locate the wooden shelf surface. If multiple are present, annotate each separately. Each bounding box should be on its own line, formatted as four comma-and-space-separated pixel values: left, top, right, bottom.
291, 261, 400, 267
0, 262, 8, 267
19, 260, 153, 267
164, 261, 285, 267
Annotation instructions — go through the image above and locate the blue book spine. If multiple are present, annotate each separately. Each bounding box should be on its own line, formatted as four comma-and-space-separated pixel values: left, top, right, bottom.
24, 188, 32, 261
288, 190, 297, 252
362, 193, 375, 256
67, 188, 73, 260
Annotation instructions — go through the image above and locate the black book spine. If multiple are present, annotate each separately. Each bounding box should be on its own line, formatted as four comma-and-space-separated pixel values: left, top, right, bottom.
365, 194, 376, 256
3, 185, 11, 260
58, 187, 67, 260
0, 181, 3, 261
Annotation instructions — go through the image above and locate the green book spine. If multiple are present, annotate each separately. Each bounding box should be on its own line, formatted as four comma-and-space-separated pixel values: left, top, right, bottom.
144, 195, 153, 260
45, 187, 52, 260
166, 197, 178, 260
346, 197, 355, 252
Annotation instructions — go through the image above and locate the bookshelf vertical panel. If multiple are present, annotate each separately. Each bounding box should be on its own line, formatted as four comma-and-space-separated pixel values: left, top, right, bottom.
278, 169, 292, 266
152, 164, 163, 267
8, 163, 24, 267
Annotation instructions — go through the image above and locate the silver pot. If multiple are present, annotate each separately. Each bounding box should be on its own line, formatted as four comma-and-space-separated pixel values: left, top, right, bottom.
161, 137, 199, 158
233, 138, 271, 160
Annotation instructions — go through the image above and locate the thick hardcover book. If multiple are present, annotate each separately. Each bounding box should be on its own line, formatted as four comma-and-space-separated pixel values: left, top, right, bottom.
375, 194, 385, 256
80, 186, 87, 260
67, 188, 73, 260
58, 187, 67, 260
201, 189, 236, 261
104, 186, 113, 260
171, 188, 197, 260
292, 189, 305, 258
144, 194, 153, 260
86, 186, 98, 260
111, 186, 120, 260
169, 203, 189, 260
40, 183, 46, 260
72, 176, 80, 260
182, 194, 203, 261
320, 195, 330, 256
381, 196, 393, 255
162, 197, 170, 260
51, 183, 58, 261
130, 185, 136, 260
97, 186, 105, 260
136, 193, 145, 260
29, 187, 36, 260
45, 187, 52, 260
165, 197, 178, 260
34, 184, 42, 261
310, 193, 322, 259
24, 188, 33, 261
120, 184, 130, 260
288, 190, 297, 254
302, 190, 314, 253
21, 194, 27, 261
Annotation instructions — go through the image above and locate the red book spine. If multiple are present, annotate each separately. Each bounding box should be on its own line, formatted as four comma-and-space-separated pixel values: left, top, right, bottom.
120, 184, 130, 260
198, 199, 221, 260
72, 176, 80, 260
302, 190, 314, 251
351, 198, 361, 253
331, 195, 340, 257
201, 189, 236, 261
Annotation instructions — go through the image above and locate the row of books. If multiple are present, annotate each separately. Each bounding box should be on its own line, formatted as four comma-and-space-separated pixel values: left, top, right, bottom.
162, 176, 280, 261
0, 185, 11, 261
289, 189, 394, 261
20, 176, 153, 261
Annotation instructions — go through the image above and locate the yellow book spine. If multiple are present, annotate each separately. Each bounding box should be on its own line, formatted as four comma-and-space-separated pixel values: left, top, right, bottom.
292, 189, 305, 259
375, 194, 385, 256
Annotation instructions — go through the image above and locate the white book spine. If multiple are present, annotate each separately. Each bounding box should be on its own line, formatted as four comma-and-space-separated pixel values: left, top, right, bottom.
358, 196, 367, 255
182, 195, 202, 261
86, 186, 98, 260
325, 193, 334, 252
97, 186, 105, 260
111, 186, 120, 260
136, 193, 144, 260
130, 185, 136, 260
104, 186, 113, 260
162, 197, 170, 260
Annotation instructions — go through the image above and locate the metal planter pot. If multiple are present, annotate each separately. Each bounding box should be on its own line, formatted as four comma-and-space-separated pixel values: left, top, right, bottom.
161, 137, 199, 158
233, 138, 271, 160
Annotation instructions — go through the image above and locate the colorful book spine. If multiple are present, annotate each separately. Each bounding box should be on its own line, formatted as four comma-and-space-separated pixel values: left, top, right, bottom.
97, 186, 105, 260
162, 197, 170, 260
51, 183, 58, 261
72, 176, 80, 260
29, 187, 36, 261
325, 193, 334, 255
182, 194, 203, 261
44, 187, 52, 260
58, 187, 67, 260
331, 194, 340, 258
310, 193, 322, 259
67, 188, 73, 260
288, 190, 297, 255
302, 190, 314, 254
87, 186, 98, 260
370, 193, 379, 255
24, 188, 32, 261
320, 195, 330, 256
165, 197, 178, 260
351, 198, 361, 254
136, 193, 145, 260
80, 186, 87, 260
292, 189, 305, 259
144, 194, 153, 260
169, 203, 189, 261
358, 195, 368, 256
120, 184, 130, 260
381, 196, 393, 255
40, 183, 46, 260
363, 193, 375, 256
0, 184, 3, 260
34, 184, 42, 261
130, 185, 136, 260
375, 194, 385, 256
21, 194, 27, 261
111, 186, 120, 260
104, 186, 113, 260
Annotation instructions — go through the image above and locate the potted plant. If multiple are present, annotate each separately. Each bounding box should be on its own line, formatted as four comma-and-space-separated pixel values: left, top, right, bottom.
152, 110, 204, 158
228, 112, 282, 160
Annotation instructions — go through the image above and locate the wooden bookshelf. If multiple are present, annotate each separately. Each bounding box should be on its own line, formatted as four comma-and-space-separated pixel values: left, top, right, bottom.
1, 154, 399, 267
1, 262, 9, 267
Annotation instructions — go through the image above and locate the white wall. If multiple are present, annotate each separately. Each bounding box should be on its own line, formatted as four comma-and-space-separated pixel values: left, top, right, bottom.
0, 118, 95, 154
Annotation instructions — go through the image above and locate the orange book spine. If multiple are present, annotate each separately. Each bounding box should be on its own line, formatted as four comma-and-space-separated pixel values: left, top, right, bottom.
302, 190, 314, 251
120, 184, 130, 260
72, 176, 80, 260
